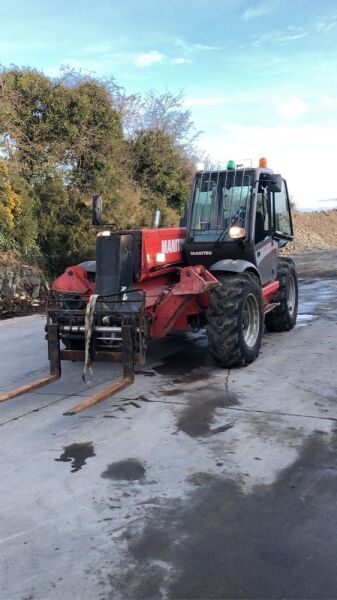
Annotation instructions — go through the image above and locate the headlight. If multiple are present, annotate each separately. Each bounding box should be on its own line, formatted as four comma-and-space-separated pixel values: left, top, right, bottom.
229, 226, 246, 239
155, 252, 166, 263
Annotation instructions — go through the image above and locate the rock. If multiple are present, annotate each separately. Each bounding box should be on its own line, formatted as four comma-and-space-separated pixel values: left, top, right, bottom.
28, 275, 41, 285
0, 258, 47, 317
31, 282, 41, 299
2, 284, 16, 298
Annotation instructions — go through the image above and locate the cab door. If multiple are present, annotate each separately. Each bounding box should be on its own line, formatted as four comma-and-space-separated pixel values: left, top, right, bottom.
272, 179, 293, 241
254, 184, 278, 285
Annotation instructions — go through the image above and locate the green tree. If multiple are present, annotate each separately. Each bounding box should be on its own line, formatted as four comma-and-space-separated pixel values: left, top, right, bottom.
131, 129, 193, 214
0, 67, 130, 269
34, 177, 94, 274
0, 67, 198, 271
0, 67, 124, 187
0, 159, 37, 254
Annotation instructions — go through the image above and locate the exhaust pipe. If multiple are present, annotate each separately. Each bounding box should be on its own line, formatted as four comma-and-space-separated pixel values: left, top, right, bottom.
152, 210, 161, 229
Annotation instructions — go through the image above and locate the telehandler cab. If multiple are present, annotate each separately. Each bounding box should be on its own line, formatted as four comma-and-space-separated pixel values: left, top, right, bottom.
0, 158, 298, 414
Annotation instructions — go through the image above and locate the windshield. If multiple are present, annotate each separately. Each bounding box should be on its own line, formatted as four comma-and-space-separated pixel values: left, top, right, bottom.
189, 170, 255, 242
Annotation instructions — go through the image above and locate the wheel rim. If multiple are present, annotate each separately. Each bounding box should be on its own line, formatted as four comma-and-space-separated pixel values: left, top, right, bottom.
287, 274, 296, 317
242, 294, 260, 348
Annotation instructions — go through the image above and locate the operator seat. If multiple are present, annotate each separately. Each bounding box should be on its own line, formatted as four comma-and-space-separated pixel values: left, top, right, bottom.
255, 211, 266, 244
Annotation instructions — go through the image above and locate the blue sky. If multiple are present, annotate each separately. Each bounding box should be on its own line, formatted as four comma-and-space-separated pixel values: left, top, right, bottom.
2, 0, 337, 207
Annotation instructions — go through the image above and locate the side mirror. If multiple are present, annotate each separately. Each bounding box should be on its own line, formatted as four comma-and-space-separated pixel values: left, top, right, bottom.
92, 194, 103, 226
268, 174, 282, 194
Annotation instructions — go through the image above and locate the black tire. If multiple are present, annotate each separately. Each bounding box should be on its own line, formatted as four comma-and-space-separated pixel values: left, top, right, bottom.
265, 257, 298, 332
207, 273, 264, 367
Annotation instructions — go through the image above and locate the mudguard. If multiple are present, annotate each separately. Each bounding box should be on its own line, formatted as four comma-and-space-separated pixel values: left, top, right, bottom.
210, 259, 260, 280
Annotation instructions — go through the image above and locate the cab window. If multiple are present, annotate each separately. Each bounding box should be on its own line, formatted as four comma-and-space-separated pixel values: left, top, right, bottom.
273, 180, 292, 236
255, 179, 271, 244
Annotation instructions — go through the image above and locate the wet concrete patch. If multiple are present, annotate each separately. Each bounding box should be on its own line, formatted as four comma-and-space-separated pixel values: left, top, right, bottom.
297, 279, 337, 326
153, 343, 215, 385
177, 385, 239, 437
55, 442, 95, 473
297, 313, 316, 326
159, 388, 186, 397
116, 430, 337, 600
101, 459, 146, 481
175, 370, 212, 385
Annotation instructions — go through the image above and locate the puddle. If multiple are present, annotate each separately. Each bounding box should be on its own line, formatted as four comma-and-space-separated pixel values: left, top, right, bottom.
55, 442, 95, 473
296, 313, 316, 326
101, 459, 146, 481
177, 385, 239, 437
297, 279, 337, 327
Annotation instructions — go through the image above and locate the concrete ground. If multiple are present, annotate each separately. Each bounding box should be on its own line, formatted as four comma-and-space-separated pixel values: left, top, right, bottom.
1, 277, 337, 600
290, 248, 337, 278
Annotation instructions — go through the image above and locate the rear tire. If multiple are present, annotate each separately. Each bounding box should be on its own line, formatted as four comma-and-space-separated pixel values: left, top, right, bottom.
207, 273, 264, 367
265, 257, 298, 332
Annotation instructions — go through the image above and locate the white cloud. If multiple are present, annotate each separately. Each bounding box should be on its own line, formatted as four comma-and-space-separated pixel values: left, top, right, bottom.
243, 2, 272, 19
278, 97, 308, 121
198, 123, 337, 207
191, 43, 222, 52
316, 16, 337, 33
279, 31, 310, 42
251, 13, 337, 47
320, 94, 337, 109
134, 50, 164, 68
251, 27, 310, 47
174, 38, 221, 54
171, 57, 192, 65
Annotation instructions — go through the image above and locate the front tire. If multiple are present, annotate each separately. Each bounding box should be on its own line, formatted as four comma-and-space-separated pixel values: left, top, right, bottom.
207, 273, 264, 367
265, 258, 298, 332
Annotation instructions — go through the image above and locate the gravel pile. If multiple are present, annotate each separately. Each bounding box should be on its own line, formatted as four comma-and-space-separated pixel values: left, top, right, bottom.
287, 209, 337, 253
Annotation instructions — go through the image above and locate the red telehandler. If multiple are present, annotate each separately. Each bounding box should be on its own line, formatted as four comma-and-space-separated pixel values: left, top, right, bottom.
0, 159, 298, 414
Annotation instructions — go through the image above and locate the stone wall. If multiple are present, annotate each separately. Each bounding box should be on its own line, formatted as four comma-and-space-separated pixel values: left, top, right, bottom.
0, 257, 47, 301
